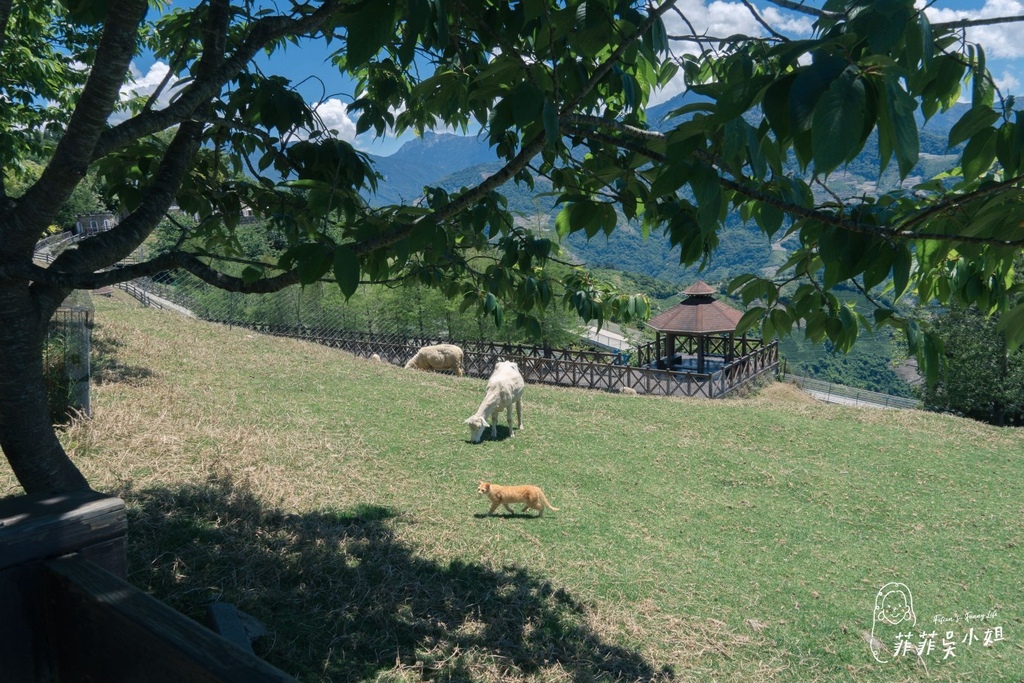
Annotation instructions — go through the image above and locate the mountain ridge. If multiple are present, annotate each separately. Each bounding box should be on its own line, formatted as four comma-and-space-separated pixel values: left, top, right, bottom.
362, 94, 969, 287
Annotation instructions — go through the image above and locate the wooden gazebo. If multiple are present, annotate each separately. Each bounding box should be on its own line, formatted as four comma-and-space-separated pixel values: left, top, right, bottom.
646, 280, 745, 373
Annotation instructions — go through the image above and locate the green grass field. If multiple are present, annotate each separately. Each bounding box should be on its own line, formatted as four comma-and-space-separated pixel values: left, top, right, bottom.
6, 293, 1023, 681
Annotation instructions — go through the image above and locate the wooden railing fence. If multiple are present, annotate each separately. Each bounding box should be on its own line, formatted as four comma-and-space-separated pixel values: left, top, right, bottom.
213, 320, 779, 399
1, 491, 292, 682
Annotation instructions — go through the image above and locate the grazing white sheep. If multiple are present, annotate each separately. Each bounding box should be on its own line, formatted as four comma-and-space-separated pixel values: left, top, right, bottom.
465, 361, 524, 442
618, 386, 638, 395
370, 353, 382, 362
404, 344, 464, 376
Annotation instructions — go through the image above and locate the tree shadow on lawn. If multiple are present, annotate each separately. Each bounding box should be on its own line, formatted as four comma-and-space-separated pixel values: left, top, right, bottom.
91, 330, 155, 385
120, 473, 672, 681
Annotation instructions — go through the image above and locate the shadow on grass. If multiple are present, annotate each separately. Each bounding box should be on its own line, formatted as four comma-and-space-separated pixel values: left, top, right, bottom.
465, 425, 516, 444
473, 512, 544, 519
120, 473, 671, 682
91, 329, 155, 385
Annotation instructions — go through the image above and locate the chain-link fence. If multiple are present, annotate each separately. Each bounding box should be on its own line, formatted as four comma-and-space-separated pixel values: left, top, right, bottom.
45, 294, 94, 420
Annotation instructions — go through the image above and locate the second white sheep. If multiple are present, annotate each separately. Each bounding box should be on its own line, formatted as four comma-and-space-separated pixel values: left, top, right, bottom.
404, 343, 464, 376
465, 361, 524, 443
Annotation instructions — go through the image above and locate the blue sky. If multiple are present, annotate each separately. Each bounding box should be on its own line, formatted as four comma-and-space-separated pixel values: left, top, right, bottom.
126, 0, 1024, 157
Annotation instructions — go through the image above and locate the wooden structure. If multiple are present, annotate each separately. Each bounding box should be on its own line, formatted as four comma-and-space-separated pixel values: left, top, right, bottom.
0, 490, 293, 682
645, 280, 746, 373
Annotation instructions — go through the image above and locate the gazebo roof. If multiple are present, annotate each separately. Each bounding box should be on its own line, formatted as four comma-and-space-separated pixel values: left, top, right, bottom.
681, 280, 717, 296
647, 280, 744, 335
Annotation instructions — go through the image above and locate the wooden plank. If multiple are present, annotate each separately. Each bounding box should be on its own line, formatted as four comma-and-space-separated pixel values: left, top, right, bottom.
0, 491, 128, 682
0, 490, 127, 572
44, 556, 294, 682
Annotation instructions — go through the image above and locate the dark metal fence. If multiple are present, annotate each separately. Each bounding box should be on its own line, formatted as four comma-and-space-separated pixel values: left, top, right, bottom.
45, 307, 94, 418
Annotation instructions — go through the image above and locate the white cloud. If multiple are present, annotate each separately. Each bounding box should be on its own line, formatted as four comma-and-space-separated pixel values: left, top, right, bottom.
651, 0, 814, 104
759, 6, 815, 35
120, 61, 179, 108
313, 98, 358, 142
923, 0, 1024, 59
995, 69, 1020, 94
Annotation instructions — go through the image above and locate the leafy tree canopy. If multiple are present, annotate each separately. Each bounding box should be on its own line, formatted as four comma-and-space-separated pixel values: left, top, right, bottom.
4, 0, 1024, 493
922, 304, 1024, 426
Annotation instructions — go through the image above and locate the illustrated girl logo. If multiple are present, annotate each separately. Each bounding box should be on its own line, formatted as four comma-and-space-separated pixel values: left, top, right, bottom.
869, 582, 916, 663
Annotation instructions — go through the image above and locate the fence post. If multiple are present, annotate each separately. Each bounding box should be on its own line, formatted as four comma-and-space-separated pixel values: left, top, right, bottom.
67, 314, 91, 417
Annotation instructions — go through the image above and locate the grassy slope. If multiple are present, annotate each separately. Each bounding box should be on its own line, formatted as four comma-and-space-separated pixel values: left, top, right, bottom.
7, 293, 1023, 681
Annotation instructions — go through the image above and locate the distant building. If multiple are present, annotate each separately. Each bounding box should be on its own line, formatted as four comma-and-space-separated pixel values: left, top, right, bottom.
75, 212, 118, 236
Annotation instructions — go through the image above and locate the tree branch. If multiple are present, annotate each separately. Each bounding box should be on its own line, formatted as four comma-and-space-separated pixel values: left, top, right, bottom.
740, 0, 787, 41
17, 250, 300, 294
762, 0, 837, 20
13, 0, 149, 253
53, 120, 205, 275
563, 0, 678, 112
93, 0, 348, 161
933, 14, 1024, 31
32, 120, 206, 320
564, 117, 1024, 248
0, 0, 12, 67
351, 3, 680, 259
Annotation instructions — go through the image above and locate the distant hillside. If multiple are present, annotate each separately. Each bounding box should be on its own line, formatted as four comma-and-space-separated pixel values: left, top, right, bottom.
361, 94, 969, 288
365, 131, 497, 206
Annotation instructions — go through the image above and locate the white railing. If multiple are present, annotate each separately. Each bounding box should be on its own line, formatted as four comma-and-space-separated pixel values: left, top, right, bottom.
784, 373, 921, 410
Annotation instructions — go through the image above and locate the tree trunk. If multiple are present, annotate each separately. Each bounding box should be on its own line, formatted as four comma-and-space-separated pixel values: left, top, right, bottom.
0, 285, 90, 494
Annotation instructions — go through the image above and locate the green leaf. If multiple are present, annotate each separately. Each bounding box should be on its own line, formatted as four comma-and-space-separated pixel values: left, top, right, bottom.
921, 331, 944, 386
285, 244, 333, 286
919, 12, 934, 70
884, 72, 919, 179
332, 245, 360, 299
728, 273, 757, 293
511, 83, 544, 127
789, 54, 848, 133
241, 266, 264, 284
59, 0, 109, 24
961, 126, 997, 181
811, 67, 866, 175
971, 45, 994, 108
998, 303, 1024, 352
948, 106, 1000, 148
862, 246, 892, 291
763, 73, 795, 141
892, 246, 912, 299
736, 306, 766, 334
689, 161, 722, 228
346, 1, 396, 66
873, 308, 895, 325
555, 205, 572, 239
995, 116, 1023, 176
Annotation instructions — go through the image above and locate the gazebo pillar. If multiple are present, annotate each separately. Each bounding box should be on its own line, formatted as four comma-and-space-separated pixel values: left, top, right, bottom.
696, 334, 705, 373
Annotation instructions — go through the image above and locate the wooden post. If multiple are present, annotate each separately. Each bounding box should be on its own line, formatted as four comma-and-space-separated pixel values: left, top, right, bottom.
0, 491, 127, 682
